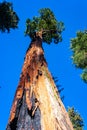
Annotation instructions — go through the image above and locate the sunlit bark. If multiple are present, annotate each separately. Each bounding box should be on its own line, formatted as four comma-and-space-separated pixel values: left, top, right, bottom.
6, 37, 73, 130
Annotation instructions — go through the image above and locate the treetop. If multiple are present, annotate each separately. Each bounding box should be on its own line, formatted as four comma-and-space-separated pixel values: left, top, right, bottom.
25, 8, 64, 44
0, 1, 19, 32
68, 107, 84, 130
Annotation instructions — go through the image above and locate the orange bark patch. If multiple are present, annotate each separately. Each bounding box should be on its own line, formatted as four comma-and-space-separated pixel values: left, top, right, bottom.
7, 38, 73, 130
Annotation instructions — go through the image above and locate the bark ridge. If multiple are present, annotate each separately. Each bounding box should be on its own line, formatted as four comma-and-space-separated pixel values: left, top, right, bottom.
6, 37, 73, 130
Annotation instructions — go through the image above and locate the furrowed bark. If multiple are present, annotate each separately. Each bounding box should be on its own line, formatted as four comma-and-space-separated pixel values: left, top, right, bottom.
6, 36, 73, 130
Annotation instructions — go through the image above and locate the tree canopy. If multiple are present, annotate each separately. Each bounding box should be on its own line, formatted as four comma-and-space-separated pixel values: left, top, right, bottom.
68, 107, 84, 130
70, 30, 87, 83
0, 1, 19, 32
25, 8, 64, 44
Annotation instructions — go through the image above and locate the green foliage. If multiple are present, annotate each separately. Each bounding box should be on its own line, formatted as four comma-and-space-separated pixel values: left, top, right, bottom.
71, 30, 87, 82
81, 69, 87, 83
0, 1, 19, 32
25, 8, 64, 44
68, 107, 84, 130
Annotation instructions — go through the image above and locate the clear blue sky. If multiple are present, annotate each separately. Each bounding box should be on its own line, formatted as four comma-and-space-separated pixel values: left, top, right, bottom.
0, 0, 87, 129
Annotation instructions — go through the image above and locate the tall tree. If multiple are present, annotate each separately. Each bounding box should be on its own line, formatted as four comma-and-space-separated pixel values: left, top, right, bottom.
6, 8, 73, 130
68, 107, 84, 130
0, 1, 19, 32
70, 30, 87, 83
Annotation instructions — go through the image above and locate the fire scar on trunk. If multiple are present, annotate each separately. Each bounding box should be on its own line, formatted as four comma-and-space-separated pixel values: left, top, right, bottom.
6, 37, 73, 130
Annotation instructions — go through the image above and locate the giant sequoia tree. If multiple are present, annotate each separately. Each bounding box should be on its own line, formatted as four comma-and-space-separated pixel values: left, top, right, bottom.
6, 8, 73, 130
71, 30, 87, 83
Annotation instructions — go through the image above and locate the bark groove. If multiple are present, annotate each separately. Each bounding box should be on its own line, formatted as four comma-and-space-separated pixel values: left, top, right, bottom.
6, 37, 73, 130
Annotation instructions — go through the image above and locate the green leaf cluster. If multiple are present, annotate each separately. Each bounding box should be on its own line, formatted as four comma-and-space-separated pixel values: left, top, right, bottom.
0, 1, 19, 32
68, 107, 84, 130
71, 31, 87, 82
25, 8, 64, 44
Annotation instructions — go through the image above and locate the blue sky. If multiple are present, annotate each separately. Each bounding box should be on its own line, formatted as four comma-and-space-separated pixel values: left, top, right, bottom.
0, 0, 87, 129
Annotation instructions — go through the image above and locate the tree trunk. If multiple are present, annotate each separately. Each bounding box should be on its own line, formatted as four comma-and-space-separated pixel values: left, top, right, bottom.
6, 37, 73, 130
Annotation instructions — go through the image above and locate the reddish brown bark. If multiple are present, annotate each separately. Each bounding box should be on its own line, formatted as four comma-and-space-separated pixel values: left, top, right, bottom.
6, 37, 73, 130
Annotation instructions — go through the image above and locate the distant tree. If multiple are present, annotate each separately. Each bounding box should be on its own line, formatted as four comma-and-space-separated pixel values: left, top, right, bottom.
0, 1, 19, 32
25, 8, 64, 44
68, 107, 84, 130
70, 30, 87, 83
